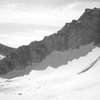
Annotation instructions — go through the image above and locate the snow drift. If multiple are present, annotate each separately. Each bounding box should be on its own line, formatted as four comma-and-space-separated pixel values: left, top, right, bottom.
0, 46, 100, 100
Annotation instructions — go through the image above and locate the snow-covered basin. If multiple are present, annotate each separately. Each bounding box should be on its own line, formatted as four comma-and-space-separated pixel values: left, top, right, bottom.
0, 47, 100, 100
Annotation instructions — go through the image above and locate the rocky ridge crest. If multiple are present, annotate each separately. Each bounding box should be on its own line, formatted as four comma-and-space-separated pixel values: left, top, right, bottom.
0, 8, 100, 75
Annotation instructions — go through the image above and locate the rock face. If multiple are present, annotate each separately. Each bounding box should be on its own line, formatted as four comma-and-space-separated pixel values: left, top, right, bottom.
0, 8, 100, 75
0, 43, 15, 56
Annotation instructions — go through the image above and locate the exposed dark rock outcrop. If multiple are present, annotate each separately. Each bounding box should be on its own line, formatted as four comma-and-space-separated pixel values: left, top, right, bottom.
0, 43, 15, 56
0, 8, 100, 75
1, 43, 95, 79
77, 56, 100, 75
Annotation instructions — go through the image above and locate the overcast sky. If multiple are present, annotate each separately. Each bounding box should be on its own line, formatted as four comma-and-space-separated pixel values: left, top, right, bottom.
0, 0, 100, 48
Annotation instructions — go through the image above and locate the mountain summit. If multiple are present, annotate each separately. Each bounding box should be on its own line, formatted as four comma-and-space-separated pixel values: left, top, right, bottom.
0, 8, 100, 75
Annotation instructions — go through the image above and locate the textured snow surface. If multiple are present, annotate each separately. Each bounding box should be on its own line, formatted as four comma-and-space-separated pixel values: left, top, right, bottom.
0, 47, 100, 100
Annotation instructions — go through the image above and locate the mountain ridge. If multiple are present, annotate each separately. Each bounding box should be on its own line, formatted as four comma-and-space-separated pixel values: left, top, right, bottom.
0, 7, 100, 75
0, 43, 15, 56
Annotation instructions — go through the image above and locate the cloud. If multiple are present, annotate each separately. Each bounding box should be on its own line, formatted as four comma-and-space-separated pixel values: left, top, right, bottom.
0, 29, 54, 48
0, 0, 99, 47
0, 0, 100, 9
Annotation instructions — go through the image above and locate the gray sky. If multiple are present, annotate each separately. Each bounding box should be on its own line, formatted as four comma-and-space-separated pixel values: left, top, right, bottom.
0, 0, 100, 8
0, 0, 100, 47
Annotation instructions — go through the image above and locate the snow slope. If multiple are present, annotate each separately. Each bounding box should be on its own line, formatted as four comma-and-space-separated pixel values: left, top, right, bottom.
0, 47, 100, 100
